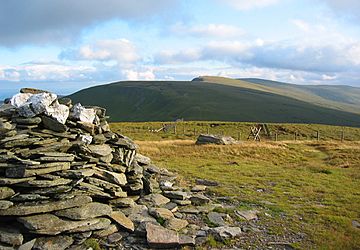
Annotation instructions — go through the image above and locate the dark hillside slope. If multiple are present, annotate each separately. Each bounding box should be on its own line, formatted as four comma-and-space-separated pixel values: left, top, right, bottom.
69, 80, 360, 126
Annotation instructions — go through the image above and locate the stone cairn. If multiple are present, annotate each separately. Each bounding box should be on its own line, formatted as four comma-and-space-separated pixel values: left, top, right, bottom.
0, 89, 242, 250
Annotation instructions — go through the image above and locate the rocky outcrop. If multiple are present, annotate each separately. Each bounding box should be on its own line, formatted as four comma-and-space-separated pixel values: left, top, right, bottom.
0, 89, 243, 249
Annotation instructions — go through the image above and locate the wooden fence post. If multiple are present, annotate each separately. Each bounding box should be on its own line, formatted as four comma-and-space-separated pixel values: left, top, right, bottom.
193, 128, 196, 136
316, 131, 320, 141
174, 125, 177, 134
275, 133, 278, 141
294, 132, 297, 141
341, 130, 344, 142
237, 132, 241, 141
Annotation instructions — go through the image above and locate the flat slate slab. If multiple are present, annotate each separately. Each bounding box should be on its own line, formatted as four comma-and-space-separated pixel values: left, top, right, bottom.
146, 223, 179, 249
18, 213, 104, 235
0, 195, 92, 216
54, 202, 112, 220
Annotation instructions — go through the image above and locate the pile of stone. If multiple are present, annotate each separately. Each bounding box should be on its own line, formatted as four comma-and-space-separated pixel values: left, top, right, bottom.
0, 89, 242, 250
196, 134, 238, 145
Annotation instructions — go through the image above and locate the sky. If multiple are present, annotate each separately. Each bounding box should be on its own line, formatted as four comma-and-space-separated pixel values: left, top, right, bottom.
1, 0, 360, 99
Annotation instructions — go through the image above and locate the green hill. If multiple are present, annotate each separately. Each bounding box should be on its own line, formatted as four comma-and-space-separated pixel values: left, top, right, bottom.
68, 77, 360, 126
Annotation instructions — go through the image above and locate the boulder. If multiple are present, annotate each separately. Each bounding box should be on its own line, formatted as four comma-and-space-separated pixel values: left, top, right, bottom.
146, 223, 179, 249
196, 134, 237, 145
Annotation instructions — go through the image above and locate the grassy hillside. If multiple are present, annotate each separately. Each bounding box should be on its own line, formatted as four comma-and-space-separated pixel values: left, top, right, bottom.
69, 78, 360, 126
137, 139, 360, 249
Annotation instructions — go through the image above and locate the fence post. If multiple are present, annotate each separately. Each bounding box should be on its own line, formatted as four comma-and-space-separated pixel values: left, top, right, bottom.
193, 128, 196, 136
237, 132, 241, 141
341, 130, 344, 142
207, 127, 210, 134
183, 125, 185, 135
316, 131, 320, 141
174, 125, 177, 134
275, 133, 278, 141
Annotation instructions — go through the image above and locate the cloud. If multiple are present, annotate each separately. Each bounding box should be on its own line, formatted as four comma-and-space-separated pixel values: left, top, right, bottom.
170, 23, 244, 38
322, 0, 360, 20
0, 0, 178, 46
222, 0, 280, 10
59, 39, 139, 64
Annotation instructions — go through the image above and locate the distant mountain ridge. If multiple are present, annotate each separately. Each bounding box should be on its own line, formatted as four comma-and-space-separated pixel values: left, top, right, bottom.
68, 76, 360, 126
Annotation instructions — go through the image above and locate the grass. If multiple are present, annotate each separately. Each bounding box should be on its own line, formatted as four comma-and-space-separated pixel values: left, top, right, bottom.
110, 121, 360, 141
133, 138, 360, 249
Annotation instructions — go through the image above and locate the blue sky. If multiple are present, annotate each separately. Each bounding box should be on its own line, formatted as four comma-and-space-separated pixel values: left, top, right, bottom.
1, 0, 360, 98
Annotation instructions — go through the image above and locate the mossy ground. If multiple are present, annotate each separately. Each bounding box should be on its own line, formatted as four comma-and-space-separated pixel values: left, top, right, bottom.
128, 140, 359, 249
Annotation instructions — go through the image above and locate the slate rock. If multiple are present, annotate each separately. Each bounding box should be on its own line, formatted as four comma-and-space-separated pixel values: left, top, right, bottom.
18, 214, 104, 235
207, 212, 227, 226
190, 194, 210, 205
235, 210, 258, 221
146, 223, 179, 249
41, 116, 68, 133
54, 202, 112, 220
110, 211, 135, 232
0, 195, 92, 216
0, 200, 13, 210
18, 238, 37, 250
164, 218, 189, 231
209, 226, 242, 242
67, 218, 111, 233
0, 187, 15, 200
149, 208, 174, 220
196, 134, 237, 145
0, 226, 23, 246
33, 236, 74, 250
196, 178, 219, 186
163, 191, 189, 200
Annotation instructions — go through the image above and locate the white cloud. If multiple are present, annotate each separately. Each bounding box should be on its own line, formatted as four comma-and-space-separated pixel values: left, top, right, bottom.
60, 39, 139, 65
0, 0, 179, 46
171, 23, 244, 38
122, 69, 155, 80
292, 19, 311, 32
222, 0, 280, 10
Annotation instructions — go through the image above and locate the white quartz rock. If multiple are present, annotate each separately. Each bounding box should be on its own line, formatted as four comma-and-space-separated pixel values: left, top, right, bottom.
10, 93, 33, 108
27, 93, 57, 114
70, 103, 96, 124
44, 101, 70, 124
79, 134, 93, 145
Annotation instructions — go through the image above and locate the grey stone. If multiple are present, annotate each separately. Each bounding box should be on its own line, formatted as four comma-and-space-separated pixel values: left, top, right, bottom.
107, 232, 123, 244
146, 223, 179, 249
18, 214, 105, 235
18, 239, 36, 250
77, 121, 95, 134
17, 178, 72, 188
209, 226, 242, 242
352, 220, 360, 229
179, 235, 195, 247
0, 200, 13, 209
110, 197, 136, 208
5, 162, 71, 177
0, 177, 36, 185
235, 210, 258, 221
10, 93, 33, 108
0, 195, 92, 216
44, 101, 69, 124
196, 134, 237, 145
13, 117, 42, 125
41, 116, 68, 133
191, 185, 207, 192
139, 193, 170, 207
88, 144, 112, 157
0, 187, 15, 200
33, 236, 74, 250
55, 202, 112, 220
67, 218, 111, 233
196, 178, 219, 186
93, 224, 118, 238
10, 194, 49, 202
94, 167, 127, 186
164, 218, 188, 231
190, 194, 210, 206
149, 208, 174, 220
163, 191, 189, 200
0, 226, 23, 246
135, 154, 151, 165
207, 212, 227, 226
172, 199, 192, 206
109, 211, 135, 232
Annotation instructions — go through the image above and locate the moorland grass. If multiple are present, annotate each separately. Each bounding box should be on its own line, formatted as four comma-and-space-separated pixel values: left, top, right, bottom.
135, 139, 360, 249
